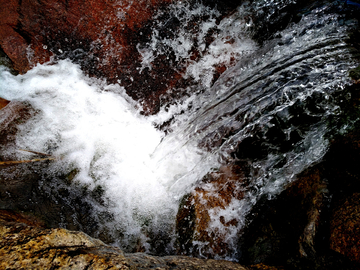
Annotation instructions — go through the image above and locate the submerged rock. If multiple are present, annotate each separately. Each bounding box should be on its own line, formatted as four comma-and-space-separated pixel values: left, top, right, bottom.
0, 210, 248, 269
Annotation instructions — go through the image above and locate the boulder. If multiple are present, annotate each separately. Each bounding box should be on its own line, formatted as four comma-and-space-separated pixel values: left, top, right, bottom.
0, 209, 248, 269
236, 117, 360, 269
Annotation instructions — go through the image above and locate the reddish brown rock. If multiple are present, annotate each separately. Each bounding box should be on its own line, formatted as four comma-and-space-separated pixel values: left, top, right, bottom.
0, 98, 10, 110
0, 0, 242, 114
0, 0, 236, 114
0, 209, 45, 227
0, 0, 180, 114
330, 193, 360, 263
176, 163, 249, 257
0, 1, 31, 73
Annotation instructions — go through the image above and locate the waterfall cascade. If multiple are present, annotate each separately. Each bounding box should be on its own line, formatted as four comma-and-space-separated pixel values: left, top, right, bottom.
0, 0, 359, 262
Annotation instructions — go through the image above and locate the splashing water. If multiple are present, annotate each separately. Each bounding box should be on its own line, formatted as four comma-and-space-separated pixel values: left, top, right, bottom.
0, 0, 359, 261
0, 59, 219, 250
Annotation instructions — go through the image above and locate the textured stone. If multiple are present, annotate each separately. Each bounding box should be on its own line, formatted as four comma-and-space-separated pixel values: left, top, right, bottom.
0, 102, 108, 240
323, 121, 360, 264
330, 193, 360, 263
0, 210, 248, 269
0, 0, 242, 114
238, 166, 329, 265
0, 98, 10, 110
0, 101, 34, 159
176, 163, 249, 258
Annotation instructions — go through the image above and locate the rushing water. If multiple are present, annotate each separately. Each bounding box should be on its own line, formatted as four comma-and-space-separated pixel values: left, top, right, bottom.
0, 0, 359, 261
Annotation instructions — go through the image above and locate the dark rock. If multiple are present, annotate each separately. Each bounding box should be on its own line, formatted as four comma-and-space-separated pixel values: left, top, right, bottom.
236, 116, 360, 269
0, 102, 112, 243
238, 167, 329, 266
0, 101, 34, 160
247, 264, 284, 270
330, 193, 360, 263
349, 65, 360, 81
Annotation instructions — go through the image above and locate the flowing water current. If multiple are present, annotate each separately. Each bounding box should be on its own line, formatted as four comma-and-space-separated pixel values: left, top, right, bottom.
0, 0, 359, 261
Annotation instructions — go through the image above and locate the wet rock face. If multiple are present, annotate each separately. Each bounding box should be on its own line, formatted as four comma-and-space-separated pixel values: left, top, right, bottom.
325, 127, 360, 264
238, 167, 330, 265
0, 102, 111, 242
176, 163, 249, 258
236, 121, 360, 269
0, 0, 244, 114
330, 193, 360, 263
0, 210, 248, 270
0, 0, 177, 113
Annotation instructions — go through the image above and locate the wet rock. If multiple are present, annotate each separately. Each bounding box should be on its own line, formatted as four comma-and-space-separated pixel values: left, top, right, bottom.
0, 101, 112, 243
238, 167, 329, 265
349, 65, 360, 81
247, 264, 284, 270
0, 210, 248, 269
0, 0, 176, 113
236, 112, 360, 269
176, 162, 249, 258
323, 125, 360, 264
0, 0, 31, 73
0, 0, 243, 114
330, 193, 360, 263
0, 98, 10, 110
237, 163, 360, 269
0, 101, 34, 159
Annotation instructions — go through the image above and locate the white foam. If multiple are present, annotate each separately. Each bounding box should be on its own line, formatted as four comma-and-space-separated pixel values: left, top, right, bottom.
0, 60, 218, 248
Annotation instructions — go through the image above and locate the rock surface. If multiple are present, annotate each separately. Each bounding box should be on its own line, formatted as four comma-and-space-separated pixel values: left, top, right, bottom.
0, 0, 243, 114
0, 209, 248, 270
0, 101, 110, 241
176, 163, 249, 258
236, 120, 360, 269
330, 193, 360, 263
0, 97, 9, 110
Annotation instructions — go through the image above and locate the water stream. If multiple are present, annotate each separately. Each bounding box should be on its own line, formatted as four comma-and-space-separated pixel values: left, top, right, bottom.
0, 0, 359, 261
